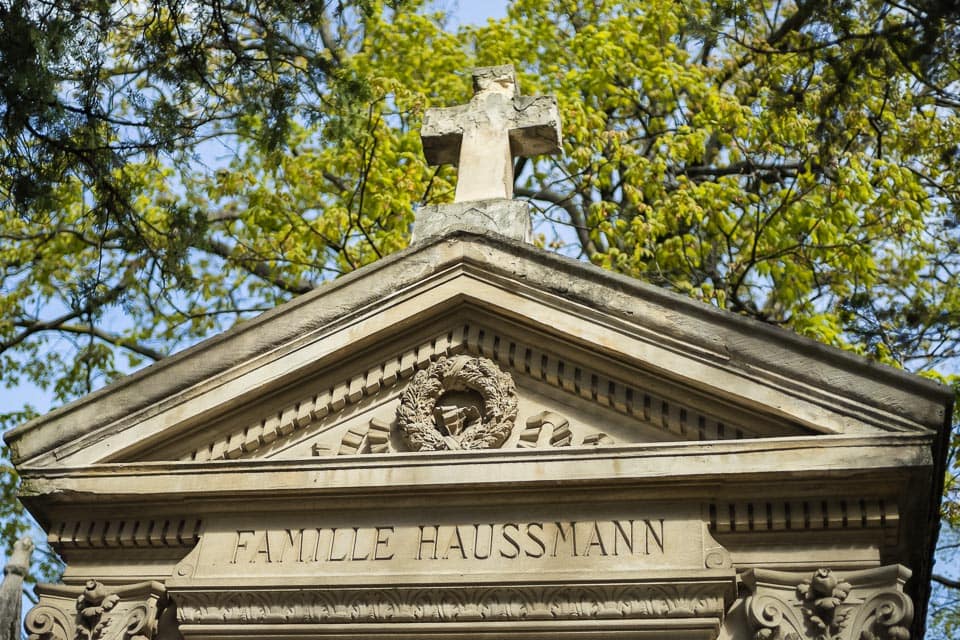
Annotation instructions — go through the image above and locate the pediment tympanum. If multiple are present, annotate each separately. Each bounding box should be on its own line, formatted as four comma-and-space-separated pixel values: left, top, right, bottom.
140, 319, 824, 465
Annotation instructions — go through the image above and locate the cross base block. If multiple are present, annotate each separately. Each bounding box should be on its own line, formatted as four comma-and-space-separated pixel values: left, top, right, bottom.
412, 199, 532, 244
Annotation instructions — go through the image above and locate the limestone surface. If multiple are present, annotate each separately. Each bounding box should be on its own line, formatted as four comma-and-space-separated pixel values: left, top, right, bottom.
411, 199, 531, 243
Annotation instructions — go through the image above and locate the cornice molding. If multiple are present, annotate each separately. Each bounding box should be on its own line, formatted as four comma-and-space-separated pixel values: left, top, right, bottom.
47, 519, 201, 551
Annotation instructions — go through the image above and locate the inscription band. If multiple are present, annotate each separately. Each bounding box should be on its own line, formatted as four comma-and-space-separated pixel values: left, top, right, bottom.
229, 519, 666, 565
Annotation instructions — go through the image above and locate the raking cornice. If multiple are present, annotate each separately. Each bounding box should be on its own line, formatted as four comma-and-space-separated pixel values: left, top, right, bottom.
6, 232, 950, 469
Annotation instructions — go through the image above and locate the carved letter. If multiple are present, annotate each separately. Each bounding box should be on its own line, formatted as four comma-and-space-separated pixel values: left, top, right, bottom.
500, 523, 521, 559
311, 528, 325, 563
613, 520, 634, 555
349, 527, 369, 561
443, 526, 468, 560
373, 527, 394, 561
473, 524, 493, 560
253, 531, 272, 563
328, 528, 348, 562
644, 519, 665, 554
583, 521, 608, 557
231, 530, 256, 564
525, 522, 546, 558
417, 525, 439, 560
278, 529, 305, 563
551, 521, 577, 557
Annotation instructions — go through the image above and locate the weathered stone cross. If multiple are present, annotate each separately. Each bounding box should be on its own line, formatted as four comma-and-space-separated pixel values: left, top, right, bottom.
421, 65, 562, 203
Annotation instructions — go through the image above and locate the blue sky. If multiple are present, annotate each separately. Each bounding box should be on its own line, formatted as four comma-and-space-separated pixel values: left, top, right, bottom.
456, 1, 508, 24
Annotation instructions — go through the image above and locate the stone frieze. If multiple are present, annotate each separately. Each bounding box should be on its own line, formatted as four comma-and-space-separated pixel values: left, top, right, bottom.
174, 582, 729, 625
178, 322, 765, 462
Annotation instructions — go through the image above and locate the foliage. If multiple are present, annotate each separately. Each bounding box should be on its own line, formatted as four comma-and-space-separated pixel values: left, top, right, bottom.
0, 0, 959, 633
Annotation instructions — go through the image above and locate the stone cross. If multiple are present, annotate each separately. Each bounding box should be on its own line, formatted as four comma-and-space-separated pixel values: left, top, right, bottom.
421, 65, 562, 203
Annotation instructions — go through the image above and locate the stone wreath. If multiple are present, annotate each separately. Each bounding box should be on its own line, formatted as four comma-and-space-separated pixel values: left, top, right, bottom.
397, 355, 518, 451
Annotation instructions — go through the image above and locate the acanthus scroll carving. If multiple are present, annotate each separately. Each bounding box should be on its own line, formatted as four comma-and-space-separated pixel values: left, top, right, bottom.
24, 580, 167, 640
397, 355, 518, 451
24, 604, 72, 640
742, 565, 913, 640
174, 582, 729, 625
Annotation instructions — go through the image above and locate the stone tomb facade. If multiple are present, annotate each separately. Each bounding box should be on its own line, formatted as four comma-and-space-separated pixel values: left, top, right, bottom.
6, 66, 954, 640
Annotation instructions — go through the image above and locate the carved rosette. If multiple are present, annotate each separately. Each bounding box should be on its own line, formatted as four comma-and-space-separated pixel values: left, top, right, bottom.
743, 565, 913, 640
25, 581, 167, 640
397, 355, 518, 451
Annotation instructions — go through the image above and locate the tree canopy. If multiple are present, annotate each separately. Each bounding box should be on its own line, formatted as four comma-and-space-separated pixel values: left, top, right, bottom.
0, 0, 958, 635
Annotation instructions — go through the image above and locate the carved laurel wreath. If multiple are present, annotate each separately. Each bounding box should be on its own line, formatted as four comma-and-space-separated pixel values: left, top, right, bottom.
397, 355, 518, 451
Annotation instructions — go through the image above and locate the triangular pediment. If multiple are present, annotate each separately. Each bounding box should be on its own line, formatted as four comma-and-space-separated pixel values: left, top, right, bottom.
134, 318, 819, 464
7, 233, 948, 470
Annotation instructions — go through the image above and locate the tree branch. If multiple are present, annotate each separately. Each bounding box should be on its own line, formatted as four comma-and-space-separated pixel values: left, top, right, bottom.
933, 573, 960, 590
323, 171, 351, 193
766, 0, 818, 48
59, 324, 166, 361
1, 282, 130, 355
12, 321, 166, 361
318, 6, 344, 66
199, 238, 317, 295
681, 161, 807, 178
515, 186, 598, 259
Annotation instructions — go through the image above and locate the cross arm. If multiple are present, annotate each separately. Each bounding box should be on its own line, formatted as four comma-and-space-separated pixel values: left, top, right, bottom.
421, 95, 562, 167
507, 95, 562, 158
421, 104, 470, 166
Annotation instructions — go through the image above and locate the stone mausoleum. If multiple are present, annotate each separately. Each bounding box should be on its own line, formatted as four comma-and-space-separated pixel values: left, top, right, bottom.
6, 66, 953, 640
